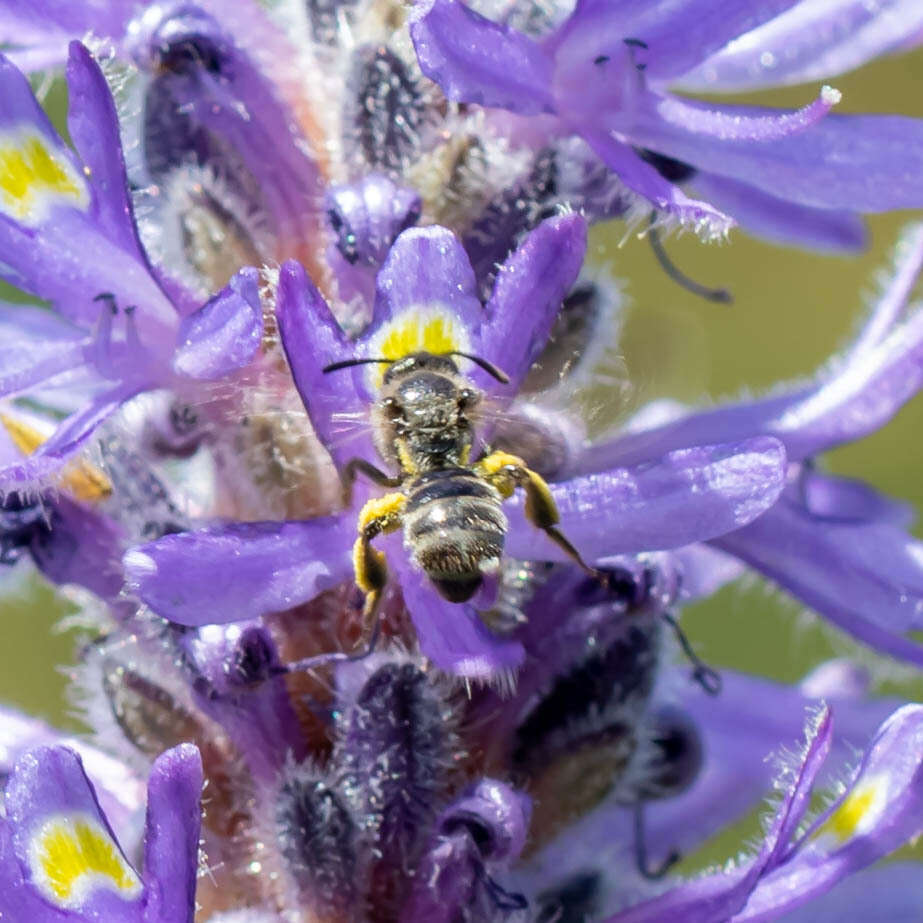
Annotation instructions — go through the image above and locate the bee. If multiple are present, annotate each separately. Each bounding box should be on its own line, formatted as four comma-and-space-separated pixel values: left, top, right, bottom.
322, 351, 597, 621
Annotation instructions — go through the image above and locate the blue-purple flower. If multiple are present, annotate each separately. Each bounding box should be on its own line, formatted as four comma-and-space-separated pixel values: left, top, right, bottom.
0, 1, 922, 920
411, 0, 923, 249
0, 738, 201, 921
124, 215, 789, 676
0, 41, 263, 492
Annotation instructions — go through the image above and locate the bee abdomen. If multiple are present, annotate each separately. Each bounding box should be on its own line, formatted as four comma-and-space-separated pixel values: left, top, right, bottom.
404, 469, 507, 602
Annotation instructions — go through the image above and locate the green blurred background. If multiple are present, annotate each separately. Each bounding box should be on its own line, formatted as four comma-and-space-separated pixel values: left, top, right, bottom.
2, 39, 923, 873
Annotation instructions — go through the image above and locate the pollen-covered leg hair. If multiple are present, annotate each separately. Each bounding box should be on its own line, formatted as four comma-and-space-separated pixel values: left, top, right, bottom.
354, 491, 406, 621
478, 450, 601, 580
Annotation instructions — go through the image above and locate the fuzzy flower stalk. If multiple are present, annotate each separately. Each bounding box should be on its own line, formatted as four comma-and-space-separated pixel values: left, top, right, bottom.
0, 1, 923, 921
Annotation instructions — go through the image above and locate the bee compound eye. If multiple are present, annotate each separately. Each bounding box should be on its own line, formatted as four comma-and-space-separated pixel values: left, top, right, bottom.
458, 388, 479, 409
381, 396, 403, 420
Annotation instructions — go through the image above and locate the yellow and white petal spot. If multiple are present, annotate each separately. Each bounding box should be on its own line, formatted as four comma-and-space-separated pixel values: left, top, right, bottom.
366, 306, 471, 389
28, 813, 142, 908
0, 130, 89, 225
0, 412, 111, 501
816, 777, 886, 845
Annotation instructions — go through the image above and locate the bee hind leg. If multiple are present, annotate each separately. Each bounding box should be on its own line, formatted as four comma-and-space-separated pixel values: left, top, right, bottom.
479, 451, 600, 580
340, 457, 402, 507
353, 491, 406, 625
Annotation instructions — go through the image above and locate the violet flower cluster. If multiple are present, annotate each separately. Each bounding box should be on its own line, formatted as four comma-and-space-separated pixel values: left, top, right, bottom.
0, 1, 922, 921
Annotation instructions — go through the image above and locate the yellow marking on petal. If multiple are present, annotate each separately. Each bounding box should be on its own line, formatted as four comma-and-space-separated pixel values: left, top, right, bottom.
0, 413, 111, 501
29, 814, 142, 908
367, 307, 471, 388
0, 131, 89, 225
818, 784, 878, 843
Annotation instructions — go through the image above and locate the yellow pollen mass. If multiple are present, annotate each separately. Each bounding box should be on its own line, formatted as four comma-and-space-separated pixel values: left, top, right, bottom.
0, 413, 112, 501
0, 131, 88, 224
369, 309, 469, 388
31, 815, 142, 907
819, 785, 877, 843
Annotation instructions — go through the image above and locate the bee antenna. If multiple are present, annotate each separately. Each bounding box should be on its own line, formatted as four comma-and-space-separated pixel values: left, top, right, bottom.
647, 214, 733, 305
322, 357, 393, 374
446, 351, 510, 383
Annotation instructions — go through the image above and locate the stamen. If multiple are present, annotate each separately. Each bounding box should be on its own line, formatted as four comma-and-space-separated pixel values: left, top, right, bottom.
648, 219, 733, 304
633, 803, 680, 880
662, 611, 722, 695
655, 85, 841, 143
91, 292, 119, 376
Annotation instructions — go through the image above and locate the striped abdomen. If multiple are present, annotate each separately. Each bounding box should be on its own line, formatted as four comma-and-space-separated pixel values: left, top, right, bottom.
403, 467, 507, 602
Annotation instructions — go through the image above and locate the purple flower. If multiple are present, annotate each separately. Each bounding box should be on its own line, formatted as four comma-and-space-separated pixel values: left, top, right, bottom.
0, 739, 201, 921
605, 704, 923, 921
124, 216, 788, 677
410, 0, 923, 249
577, 221, 923, 664
1, 2, 923, 919
0, 42, 262, 492
0, 565, 919, 921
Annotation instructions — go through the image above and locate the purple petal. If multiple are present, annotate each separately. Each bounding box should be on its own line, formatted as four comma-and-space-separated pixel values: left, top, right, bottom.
0, 383, 136, 489
6, 746, 144, 917
181, 623, 308, 779
0, 54, 176, 329
557, 0, 803, 83
524, 663, 900, 898
735, 705, 923, 921
397, 555, 525, 677
849, 221, 923, 355
504, 437, 787, 561
581, 130, 734, 238
678, 0, 923, 92
0, 1, 136, 71
410, 0, 554, 114
0, 816, 72, 920
172, 267, 263, 379
276, 260, 372, 466
441, 780, 531, 863
576, 238, 923, 472
607, 708, 833, 923
671, 543, 745, 601
370, 226, 483, 337
713, 481, 923, 666
629, 108, 923, 213
689, 171, 866, 251
30, 496, 128, 604
141, 744, 202, 923
653, 668, 896, 859
0, 307, 88, 397
778, 862, 923, 923
325, 174, 421, 267
124, 518, 354, 626
480, 214, 587, 394
133, 5, 325, 268
65, 42, 148, 264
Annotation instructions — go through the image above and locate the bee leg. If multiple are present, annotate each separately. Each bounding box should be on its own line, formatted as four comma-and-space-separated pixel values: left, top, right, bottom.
633, 803, 680, 880
353, 491, 406, 623
341, 457, 402, 507
478, 451, 599, 578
